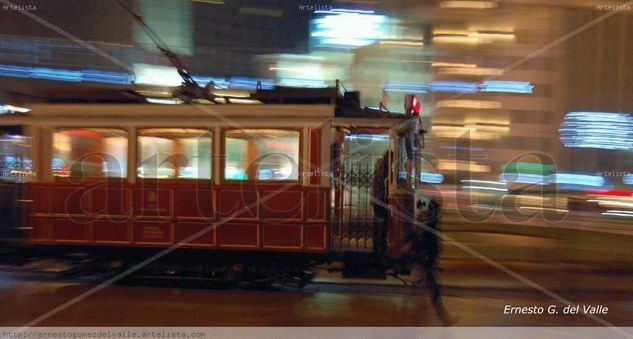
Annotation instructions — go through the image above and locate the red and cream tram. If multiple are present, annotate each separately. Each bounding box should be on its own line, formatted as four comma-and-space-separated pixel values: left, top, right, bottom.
0, 88, 437, 282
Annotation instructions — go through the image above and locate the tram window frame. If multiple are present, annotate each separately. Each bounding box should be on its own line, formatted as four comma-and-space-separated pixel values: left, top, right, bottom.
221, 128, 303, 184
51, 127, 129, 181
0, 125, 33, 182
136, 128, 213, 181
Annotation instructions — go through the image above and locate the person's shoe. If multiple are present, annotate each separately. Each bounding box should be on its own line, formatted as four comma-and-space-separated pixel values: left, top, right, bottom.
434, 303, 458, 326
440, 314, 459, 326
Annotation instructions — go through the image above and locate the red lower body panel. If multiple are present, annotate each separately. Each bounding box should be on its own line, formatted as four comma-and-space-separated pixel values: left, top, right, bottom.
27, 182, 329, 253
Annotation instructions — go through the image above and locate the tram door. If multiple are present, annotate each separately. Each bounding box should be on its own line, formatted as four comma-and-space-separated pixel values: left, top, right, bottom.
0, 126, 31, 243
331, 129, 389, 251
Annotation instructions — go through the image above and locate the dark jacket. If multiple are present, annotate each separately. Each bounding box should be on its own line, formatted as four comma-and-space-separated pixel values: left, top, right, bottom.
402, 200, 441, 267
372, 155, 388, 206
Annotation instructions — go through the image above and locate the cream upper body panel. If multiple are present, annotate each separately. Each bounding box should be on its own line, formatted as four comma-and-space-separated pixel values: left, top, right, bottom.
0, 104, 335, 128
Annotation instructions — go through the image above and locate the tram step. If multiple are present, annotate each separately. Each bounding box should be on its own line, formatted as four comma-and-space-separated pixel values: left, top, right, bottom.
341, 251, 387, 279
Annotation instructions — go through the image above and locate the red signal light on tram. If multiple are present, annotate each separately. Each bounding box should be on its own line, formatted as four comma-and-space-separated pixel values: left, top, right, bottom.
404, 94, 421, 116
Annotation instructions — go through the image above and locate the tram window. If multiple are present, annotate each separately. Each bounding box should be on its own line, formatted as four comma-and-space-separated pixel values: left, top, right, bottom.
137, 129, 211, 179
343, 133, 390, 163
52, 128, 127, 179
224, 129, 299, 181
0, 128, 32, 182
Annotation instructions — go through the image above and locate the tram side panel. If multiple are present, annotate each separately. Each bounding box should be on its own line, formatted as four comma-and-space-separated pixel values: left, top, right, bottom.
24, 124, 330, 254
27, 184, 329, 253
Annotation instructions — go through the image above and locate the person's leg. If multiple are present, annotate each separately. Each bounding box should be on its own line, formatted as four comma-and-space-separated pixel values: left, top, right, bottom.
423, 266, 457, 326
372, 205, 388, 252
423, 266, 441, 304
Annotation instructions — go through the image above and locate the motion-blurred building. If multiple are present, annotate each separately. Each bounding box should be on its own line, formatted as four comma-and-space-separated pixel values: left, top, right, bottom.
413, 1, 633, 188
0, 0, 312, 100
401, 1, 570, 186
326, 0, 633, 189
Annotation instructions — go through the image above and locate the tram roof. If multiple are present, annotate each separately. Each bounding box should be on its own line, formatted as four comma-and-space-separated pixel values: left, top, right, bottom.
1, 84, 409, 125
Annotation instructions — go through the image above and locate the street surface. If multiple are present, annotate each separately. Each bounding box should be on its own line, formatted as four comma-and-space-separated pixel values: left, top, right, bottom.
1, 219, 632, 328
1, 260, 632, 328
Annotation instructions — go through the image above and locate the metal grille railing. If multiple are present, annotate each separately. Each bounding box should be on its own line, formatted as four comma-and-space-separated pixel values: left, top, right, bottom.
332, 160, 378, 251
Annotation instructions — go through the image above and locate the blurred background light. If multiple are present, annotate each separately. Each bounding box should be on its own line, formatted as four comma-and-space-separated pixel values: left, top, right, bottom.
227, 76, 274, 90
422, 80, 533, 94
438, 159, 490, 172
559, 111, 633, 150
432, 62, 477, 68
0, 63, 277, 90
30, 68, 83, 82
502, 162, 555, 175
440, 1, 498, 9
551, 172, 611, 191
433, 118, 509, 140
437, 67, 504, 76
344, 134, 390, 141
500, 162, 555, 185
500, 173, 548, 185
462, 185, 507, 192
276, 79, 330, 88
551, 173, 605, 186
266, 52, 351, 88
602, 210, 633, 218
81, 70, 134, 85
0, 64, 133, 85
461, 179, 508, 192
470, 31, 515, 42
432, 30, 514, 44
379, 40, 424, 47
480, 80, 533, 93
436, 100, 502, 109
0, 104, 31, 114
432, 32, 479, 44
134, 64, 182, 87
314, 8, 376, 14
311, 12, 387, 49
420, 172, 444, 184
462, 179, 507, 188
587, 196, 633, 209
430, 81, 479, 93
385, 82, 428, 93
145, 98, 183, 104
191, 76, 230, 89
